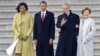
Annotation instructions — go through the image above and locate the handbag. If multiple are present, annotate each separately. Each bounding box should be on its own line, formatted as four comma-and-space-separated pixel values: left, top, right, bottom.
6, 39, 19, 56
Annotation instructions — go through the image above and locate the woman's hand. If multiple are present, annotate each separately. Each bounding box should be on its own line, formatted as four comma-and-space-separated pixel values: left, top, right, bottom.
23, 35, 28, 41
18, 34, 28, 41
18, 34, 24, 40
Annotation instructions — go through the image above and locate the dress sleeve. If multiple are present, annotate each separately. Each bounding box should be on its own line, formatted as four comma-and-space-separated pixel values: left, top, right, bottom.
26, 15, 33, 36
12, 14, 20, 37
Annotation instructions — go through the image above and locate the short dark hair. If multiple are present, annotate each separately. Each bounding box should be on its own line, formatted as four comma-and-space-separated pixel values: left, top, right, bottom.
16, 2, 28, 12
81, 7, 91, 14
40, 1, 47, 5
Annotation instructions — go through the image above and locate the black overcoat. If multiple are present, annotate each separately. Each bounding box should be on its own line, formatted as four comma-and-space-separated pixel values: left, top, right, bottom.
33, 11, 55, 56
56, 11, 80, 56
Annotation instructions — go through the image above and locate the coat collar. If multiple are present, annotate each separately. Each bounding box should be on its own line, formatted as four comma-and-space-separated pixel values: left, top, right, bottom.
39, 10, 48, 23
63, 10, 73, 18
82, 18, 91, 36
39, 10, 48, 17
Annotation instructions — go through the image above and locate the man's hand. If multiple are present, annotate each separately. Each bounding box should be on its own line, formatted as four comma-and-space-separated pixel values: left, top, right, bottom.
34, 39, 38, 45
76, 24, 79, 28
61, 18, 67, 26
49, 38, 53, 45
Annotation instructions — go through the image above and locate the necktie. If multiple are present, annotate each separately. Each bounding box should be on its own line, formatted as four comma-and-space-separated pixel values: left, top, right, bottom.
41, 12, 45, 21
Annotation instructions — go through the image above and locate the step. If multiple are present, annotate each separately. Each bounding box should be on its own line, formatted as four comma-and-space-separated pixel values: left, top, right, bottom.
0, 26, 99, 36
0, 34, 100, 45
0, 18, 100, 29
0, 27, 99, 35
0, 33, 99, 40
0, 22, 100, 30
0, 0, 68, 5
0, 0, 100, 4
0, 12, 100, 21
0, 9, 100, 13
0, 16, 100, 24
0, 46, 99, 56
0, 55, 8, 56
0, 10, 100, 19
70, 0, 100, 3
0, 4, 100, 11
0, 15, 100, 24
0, 16, 100, 22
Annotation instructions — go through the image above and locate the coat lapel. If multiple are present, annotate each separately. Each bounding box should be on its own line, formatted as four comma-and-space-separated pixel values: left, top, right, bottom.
38, 12, 43, 23
43, 11, 48, 22
67, 11, 74, 24
79, 19, 83, 37
68, 12, 73, 19
77, 19, 83, 44
39, 11, 48, 23
82, 18, 91, 37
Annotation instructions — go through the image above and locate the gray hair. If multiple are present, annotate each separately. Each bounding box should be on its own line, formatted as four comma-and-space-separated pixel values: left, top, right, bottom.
62, 3, 70, 8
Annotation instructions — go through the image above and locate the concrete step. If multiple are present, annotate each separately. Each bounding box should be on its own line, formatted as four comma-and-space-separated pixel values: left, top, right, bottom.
0, 18, 100, 29
0, 10, 100, 19
70, 0, 100, 3
0, 34, 100, 45
0, 3, 100, 11
0, 33, 100, 39
0, 15, 100, 24
0, 0, 68, 5
0, 55, 8, 56
0, 21, 99, 28
0, 26, 99, 36
0, 0, 99, 4
0, 15, 100, 20
0, 9, 100, 13
0, 45, 100, 56
0, 25, 99, 33
0, 0, 100, 56
0, 16, 100, 23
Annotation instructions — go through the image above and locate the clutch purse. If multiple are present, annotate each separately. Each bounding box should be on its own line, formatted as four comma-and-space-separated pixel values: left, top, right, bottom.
6, 39, 19, 56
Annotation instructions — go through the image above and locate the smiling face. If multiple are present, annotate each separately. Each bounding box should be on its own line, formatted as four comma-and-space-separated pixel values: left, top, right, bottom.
62, 4, 70, 13
40, 3, 47, 12
19, 5, 26, 14
82, 10, 90, 19
82, 8, 91, 19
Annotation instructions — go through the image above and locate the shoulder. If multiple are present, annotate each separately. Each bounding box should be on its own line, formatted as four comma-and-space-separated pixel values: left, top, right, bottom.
13, 13, 19, 20
27, 12, 33, 17
47, 11, 54, 15
89, 18, 95, 22
71, 13, 79, 17
58, 14, 64, 18
35, 12, 40, 16
14, 13, 19, 17
57, 14, 64, 20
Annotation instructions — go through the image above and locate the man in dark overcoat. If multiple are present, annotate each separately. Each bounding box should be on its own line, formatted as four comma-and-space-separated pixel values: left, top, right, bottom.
55, 3, 80, 56
33, 1, 55, 56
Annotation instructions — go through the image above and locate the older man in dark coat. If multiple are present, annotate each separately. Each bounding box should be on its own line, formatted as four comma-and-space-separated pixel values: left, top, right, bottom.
55, 3, 80, 56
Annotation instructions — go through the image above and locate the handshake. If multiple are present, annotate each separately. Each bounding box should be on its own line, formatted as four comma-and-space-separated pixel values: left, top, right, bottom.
18, 34, 28, 41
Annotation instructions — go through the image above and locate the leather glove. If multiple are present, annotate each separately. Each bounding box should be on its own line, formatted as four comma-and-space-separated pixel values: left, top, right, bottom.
23, 35, 28, 41
18, 34, 24, 40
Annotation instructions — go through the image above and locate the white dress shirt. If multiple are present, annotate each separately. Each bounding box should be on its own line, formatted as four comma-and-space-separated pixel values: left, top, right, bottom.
41, 11, 46, 18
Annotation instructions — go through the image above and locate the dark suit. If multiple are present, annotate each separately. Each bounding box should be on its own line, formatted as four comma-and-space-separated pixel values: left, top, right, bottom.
33, 11, 55, 56
55, 10, 80, 56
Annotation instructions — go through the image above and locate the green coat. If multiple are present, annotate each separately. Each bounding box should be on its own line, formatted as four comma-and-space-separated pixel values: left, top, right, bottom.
12, 12, 34, 56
